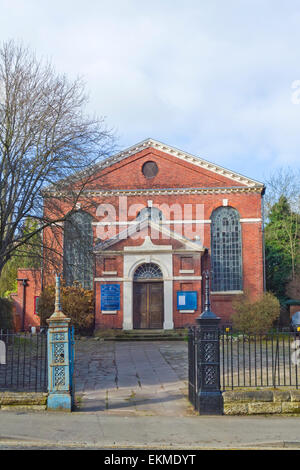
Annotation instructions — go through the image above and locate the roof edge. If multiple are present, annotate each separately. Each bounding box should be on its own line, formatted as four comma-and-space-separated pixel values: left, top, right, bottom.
95, 138, 264, 188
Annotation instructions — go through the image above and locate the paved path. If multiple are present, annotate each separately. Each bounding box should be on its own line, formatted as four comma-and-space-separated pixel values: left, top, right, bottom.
74, 340, 194, 416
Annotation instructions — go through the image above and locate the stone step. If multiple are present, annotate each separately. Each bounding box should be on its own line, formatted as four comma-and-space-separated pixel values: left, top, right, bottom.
104, 335, 186, 341
94, 328, 188, 341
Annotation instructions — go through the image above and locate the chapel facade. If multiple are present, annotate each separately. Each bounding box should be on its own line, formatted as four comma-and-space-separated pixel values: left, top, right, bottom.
22, 138, 265, 331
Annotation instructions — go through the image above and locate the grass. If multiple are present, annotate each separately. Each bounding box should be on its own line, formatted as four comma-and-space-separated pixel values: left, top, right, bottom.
125, 390, 136, 401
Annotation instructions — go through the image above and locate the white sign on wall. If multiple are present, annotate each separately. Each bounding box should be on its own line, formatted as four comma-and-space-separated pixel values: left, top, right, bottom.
0, 340, 6, 365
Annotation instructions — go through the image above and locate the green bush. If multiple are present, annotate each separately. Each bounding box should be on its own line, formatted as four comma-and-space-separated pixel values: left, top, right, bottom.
231, 292, 280, 334
38, 282, 94, 335
0, 297, 13, 330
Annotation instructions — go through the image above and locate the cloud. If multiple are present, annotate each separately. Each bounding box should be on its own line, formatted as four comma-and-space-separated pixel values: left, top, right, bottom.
1, 0, 300, 182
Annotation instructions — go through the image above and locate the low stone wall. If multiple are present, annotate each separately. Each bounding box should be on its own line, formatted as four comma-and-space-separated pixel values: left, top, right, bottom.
223, 389, 300, 415
0, 392, 48, 411
1, 390, 300, 415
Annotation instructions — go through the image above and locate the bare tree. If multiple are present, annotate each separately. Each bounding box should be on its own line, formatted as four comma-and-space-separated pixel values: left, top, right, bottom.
264, 166, 300, 216
0, 40, 114, 276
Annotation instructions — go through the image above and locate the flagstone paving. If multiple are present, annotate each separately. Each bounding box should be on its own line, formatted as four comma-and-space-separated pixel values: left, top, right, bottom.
74, 339, 195, 416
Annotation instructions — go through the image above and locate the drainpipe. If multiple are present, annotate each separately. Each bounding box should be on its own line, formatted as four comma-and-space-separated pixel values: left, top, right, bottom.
17, 278, 28, 331
41, 228, 44, 291
261, 187, 266, 292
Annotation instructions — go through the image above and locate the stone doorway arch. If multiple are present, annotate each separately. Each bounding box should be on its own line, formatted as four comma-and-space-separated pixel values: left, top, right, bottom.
133, 263, 164, 329
122, 237, 174, 330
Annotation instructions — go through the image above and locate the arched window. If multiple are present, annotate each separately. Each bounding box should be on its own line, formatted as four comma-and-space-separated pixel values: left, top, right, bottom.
63, 211, 93, 289
136, 207, 164, 223
134, 263, 163, 280
210, 207, 242, 292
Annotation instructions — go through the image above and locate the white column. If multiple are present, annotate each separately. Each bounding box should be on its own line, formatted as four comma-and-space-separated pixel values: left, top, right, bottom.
163, 279, 174, 330
123, 280, 133, 330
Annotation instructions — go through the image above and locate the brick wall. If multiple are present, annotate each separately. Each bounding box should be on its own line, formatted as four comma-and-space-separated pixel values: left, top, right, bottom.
40, 145, 264, 329
11, 269, 41, 331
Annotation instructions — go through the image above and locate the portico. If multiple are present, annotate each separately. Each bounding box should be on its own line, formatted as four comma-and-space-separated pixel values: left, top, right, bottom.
94, 220, 205, 330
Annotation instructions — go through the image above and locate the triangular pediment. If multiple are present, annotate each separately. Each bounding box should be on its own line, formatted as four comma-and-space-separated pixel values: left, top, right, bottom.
91, 138, 264, 189
44, 138, 265, 196
94, 218, 205, 252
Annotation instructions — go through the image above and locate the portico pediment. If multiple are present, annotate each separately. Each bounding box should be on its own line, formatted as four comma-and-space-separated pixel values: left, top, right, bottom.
124, 236, 172, 252
94, 218, 205, 253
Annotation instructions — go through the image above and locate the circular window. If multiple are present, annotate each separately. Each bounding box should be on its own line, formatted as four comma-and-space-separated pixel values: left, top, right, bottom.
142, 161, 158, 178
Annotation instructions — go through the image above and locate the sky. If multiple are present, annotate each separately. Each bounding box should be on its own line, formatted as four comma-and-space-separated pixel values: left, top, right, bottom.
1, 0, 300, 184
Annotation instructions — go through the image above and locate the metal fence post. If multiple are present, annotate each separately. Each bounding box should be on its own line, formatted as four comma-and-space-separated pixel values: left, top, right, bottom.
47, 274, 72, 412
188, 326, 196, 408
196, 271, 223, 415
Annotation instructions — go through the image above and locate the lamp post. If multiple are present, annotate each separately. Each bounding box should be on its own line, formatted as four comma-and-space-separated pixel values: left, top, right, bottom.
195, 271, 223, 415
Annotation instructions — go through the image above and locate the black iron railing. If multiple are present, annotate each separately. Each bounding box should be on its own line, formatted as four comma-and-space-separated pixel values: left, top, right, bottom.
220, 328, 299, 390
188, 327, 300, 404
0, 330, 48, 392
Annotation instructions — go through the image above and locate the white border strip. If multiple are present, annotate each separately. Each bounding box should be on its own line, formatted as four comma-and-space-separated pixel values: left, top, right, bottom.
92, 218, 261, 226
94, 276, 202, 282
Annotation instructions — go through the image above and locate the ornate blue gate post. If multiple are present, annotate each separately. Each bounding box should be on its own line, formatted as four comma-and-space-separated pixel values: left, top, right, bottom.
196, 271, 223, 415
47, 274, 72, 412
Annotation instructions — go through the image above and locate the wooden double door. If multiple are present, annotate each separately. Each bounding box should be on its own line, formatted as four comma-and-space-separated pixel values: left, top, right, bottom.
133, 281, 164, 329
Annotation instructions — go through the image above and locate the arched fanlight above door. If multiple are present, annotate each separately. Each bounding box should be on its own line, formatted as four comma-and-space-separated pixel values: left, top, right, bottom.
133, 263, 163, 280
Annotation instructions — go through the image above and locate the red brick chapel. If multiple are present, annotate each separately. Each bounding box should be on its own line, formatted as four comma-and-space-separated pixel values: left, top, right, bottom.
13, 139, 265, 331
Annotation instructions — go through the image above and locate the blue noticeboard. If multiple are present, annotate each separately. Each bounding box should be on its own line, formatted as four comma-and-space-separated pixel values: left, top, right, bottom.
101, 284, 120, 311
177, 291, 197, 311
